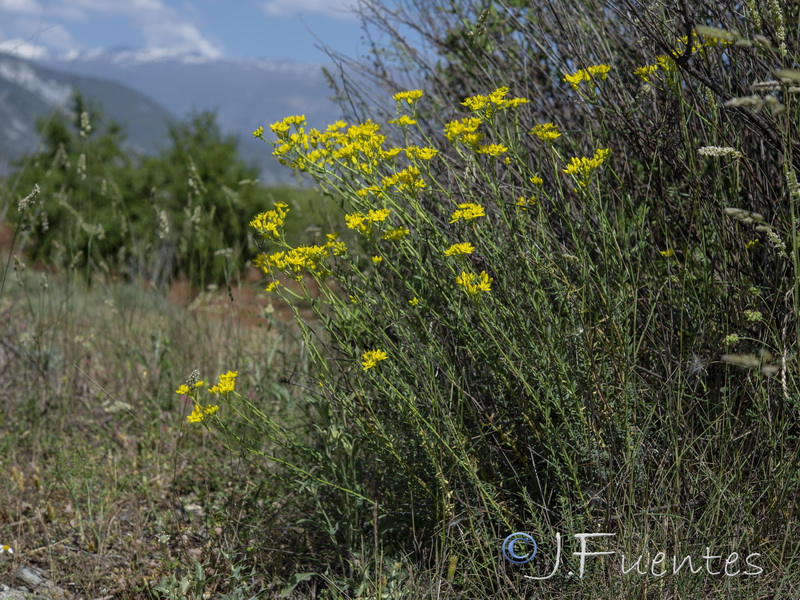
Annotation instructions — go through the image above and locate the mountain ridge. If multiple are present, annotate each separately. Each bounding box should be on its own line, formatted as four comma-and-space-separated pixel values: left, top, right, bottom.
0, 51, 175, 175
0, 49, 346, 183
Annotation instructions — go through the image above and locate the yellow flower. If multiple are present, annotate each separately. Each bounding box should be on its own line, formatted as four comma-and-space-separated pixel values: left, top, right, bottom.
487, 86, 510, 104
455, 271, 493, 295
444, 117, 483, 145
409, 297, 420, 306
563, 64, 612, 90
382, 227, 410, 241
382, 166, 425, 192
175, 384, 191, 395
208, 370, 238, 396
444, 242, 475, 256
655, 55, 675, 72
265, 281, 280, 292
277, 245, 330, 277
461, 94, 488, 111
745, 239, 761, 249
270, 115, 306, 136
389, 115, 417, 127
187, 403, 219, 423
562, 148, 612, 188
516, 196, 536, 210
505, 97, 529, 108
252, 126, 264, 138
329, 241, 348, 255
530, 175, 544, 186
461, 87, 528, 115
250, 202, 290, 239
634, 64, 659, 82
659, 248, 675, 258
450, 203, 485, 223
588, 64, 611, 79
367, 208, 391, 222
345, 212, 368, 234
563, 70, 589, 90
405, 146, 438, 160
393, 90, 423, 104
476, 143, 508, 157
530, 122, 561, 141
356, 185, 383, 198
362, 349, 388, 370
372, 256, 383, 264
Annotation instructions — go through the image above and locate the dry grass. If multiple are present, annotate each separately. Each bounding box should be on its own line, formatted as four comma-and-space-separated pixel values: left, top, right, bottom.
0, 255, 306, 597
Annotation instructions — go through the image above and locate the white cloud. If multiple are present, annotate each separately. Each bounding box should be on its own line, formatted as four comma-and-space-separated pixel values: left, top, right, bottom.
93, 0, 222, 57
0, 0, 43, 15
261, 0, 359, 19
0, 0, 223, 58
141, 20, 222, 58
0, 37, 49, 59
0, 16, 81, 56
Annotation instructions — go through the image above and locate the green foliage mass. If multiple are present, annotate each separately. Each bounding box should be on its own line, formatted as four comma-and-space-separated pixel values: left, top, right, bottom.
6, 94, 325, 288
210, 1, 800, 596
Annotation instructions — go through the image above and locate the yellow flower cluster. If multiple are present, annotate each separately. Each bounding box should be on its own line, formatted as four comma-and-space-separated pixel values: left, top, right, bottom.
444, 242, 475, 256
266, 115, 397, 175
516, 196, 536, 210
444, 117, 484, 147
175, 380, 205, 395
362, 349, 388, 370
476, 143, 508, 157
563, 148, 612, 188
177, 370, 236, 424
456, 271, 493, 295
382, 165, 426, 192
266, 244, 333, 279
393, 90, 423, 105
460, 86, 529, 116
530, 122, 561, 141
389, 115, 417, 127
450, 203, 485, 223
633, 64, 659, 83
250, 202, 289, 240
634, 31, 731, 82
209, 370, 238, 395
270, 114, 306, 134
404, 146, 438, 161
187, 403, 218, 423
346, 208, 391, 235
382, 226, 410, 241
563, 64, 612, 90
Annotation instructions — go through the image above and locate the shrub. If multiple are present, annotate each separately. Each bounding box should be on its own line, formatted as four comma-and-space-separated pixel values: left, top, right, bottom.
194, 1, 800, 596
8, 97, 326, 288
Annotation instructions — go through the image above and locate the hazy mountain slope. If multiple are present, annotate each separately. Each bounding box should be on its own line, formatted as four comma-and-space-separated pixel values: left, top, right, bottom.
37, 50, 346, 182
0, 52, 174, 174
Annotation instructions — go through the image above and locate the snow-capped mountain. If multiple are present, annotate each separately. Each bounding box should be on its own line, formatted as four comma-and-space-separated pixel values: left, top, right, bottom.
35, 48, 346, 182
0, 51, 173, 174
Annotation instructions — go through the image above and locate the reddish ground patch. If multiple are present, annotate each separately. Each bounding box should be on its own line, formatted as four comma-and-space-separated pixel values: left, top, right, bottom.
166, 267, 321, 326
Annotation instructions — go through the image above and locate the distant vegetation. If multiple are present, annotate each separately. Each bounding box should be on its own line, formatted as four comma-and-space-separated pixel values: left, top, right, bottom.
5, 93, 332, 288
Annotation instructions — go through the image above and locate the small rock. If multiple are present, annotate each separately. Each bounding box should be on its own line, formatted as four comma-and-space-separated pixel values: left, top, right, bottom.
15, 565, 69, 599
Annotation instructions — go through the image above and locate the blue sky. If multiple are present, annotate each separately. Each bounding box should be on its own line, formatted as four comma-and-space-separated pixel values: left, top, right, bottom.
0, 0, 367, 62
